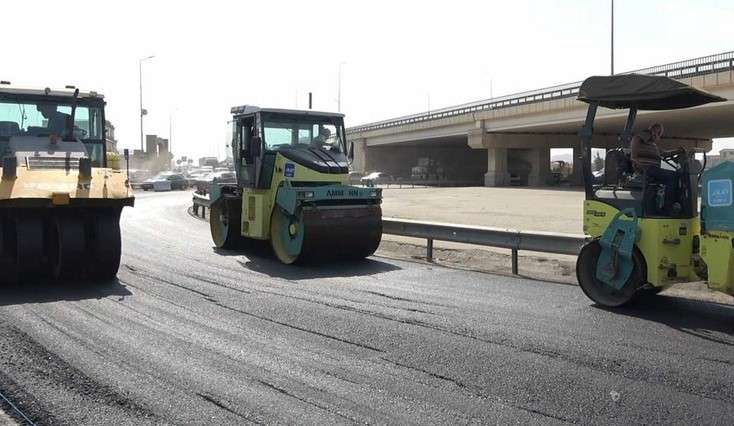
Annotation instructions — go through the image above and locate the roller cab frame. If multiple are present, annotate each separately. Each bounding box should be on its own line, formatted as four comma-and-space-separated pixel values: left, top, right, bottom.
209, 106, 382, 264
575, 74, 733, 307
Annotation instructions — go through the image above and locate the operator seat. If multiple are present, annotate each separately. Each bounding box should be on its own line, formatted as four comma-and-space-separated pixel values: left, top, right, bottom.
596, 146, 692, 218
596, 148, 645, 215
0, 122, 20, 155
0, 122, 20, 139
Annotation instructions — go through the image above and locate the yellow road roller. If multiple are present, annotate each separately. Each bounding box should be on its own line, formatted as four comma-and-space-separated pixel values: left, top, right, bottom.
0, 83, 134, 283
575, 73, 734, 306
209, 106, 382, 264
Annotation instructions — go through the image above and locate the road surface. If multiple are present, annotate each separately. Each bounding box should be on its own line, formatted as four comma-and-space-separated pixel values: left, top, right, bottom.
0, 191, 732, 424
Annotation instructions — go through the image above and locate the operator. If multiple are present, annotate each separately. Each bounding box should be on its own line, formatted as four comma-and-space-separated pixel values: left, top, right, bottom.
36, 103, 71, 137
311, 126, 331, 148
631, 123, 681, 205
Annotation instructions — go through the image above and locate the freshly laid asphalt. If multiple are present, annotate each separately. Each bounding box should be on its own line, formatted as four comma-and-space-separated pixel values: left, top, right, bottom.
0, 191, 732, 425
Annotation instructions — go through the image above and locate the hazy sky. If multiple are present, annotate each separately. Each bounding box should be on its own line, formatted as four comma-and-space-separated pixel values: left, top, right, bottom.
4, 0, 734, 160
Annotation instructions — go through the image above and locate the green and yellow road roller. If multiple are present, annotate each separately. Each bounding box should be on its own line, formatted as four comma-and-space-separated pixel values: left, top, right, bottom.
209, 106, 381, 264
575, 73, 734, 306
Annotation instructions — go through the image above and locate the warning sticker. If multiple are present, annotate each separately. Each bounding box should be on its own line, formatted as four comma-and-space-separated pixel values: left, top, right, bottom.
284, 163, 295, 178
708, 179, 732, 207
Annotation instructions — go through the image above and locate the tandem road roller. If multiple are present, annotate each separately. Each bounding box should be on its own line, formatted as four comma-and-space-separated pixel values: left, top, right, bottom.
574, 73, 734, 307
0, 83, 134, 283
209, 106, 382, 264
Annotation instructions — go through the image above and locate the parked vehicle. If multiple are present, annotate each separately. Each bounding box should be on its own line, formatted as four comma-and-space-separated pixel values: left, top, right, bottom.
141, 172, 189, 191
361, 172, 393, 185
194, 171, 236, 194
187, 171, 212, 187
348, 171, 363, 185
128, 169, 153, 189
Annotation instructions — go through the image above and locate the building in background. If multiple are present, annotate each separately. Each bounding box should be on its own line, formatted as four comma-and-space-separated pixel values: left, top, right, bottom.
198, 156, 218, 167
129, 134, 173, 172
105, 120, 118, 153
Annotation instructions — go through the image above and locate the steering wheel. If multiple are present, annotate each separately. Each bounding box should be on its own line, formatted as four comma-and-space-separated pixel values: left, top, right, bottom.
661, 147, 686, 169
73, 125, 88, 138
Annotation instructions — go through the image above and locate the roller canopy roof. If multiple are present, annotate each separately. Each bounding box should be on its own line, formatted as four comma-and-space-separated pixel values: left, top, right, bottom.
577, 74, 726, 110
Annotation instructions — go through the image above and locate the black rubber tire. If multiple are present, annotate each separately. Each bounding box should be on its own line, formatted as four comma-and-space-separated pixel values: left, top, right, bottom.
15, 214, 45, 283
0, 218, 14, 284
49, 214, 86, 281
270, 207, 301, 264
210, 199, 242, 250
576, 240, 646, 308
88, 210, 122, 281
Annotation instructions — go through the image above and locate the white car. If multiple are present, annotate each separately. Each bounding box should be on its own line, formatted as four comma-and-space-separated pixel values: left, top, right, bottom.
360, 172, 393, 185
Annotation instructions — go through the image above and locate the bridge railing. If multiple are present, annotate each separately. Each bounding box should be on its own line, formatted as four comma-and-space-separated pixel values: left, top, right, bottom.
347, 50, 734, 135
191, 194, 585, 275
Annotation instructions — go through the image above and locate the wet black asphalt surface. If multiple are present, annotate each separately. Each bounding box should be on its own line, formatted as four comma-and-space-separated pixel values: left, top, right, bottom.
0, 191, 732, 425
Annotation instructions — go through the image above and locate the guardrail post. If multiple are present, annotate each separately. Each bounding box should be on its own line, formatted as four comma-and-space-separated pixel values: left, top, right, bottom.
426, 238, 434, 262
511, 248, 519, 275
202, 206, 206, 220
193, 204, 199, 216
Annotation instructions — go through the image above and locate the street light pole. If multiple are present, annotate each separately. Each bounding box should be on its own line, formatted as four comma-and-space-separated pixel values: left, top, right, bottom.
168, 111, 172, 155
139, 55, 155, 151
611, 0, 615, 75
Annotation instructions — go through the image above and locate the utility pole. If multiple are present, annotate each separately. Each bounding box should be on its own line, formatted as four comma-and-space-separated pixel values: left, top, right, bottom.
139, 55, 155, 151
611, 0, 615, 75
168, 111, 173, 155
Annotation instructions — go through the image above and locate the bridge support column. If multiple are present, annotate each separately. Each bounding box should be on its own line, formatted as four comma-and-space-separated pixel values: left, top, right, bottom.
469, 127, 510, 187
485, 148, 509, 186
350, 138, 368, 173
527, 147, 551, 186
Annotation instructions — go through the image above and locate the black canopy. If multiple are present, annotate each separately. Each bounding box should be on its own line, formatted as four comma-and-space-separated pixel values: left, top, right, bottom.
577, 74, 726, 110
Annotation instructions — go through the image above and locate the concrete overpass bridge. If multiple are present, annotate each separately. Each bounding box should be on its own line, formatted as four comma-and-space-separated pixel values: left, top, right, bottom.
347, 51, 734, 186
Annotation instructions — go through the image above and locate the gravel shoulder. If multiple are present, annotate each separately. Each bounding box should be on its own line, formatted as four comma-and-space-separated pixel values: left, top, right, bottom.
0, 408, 15, 426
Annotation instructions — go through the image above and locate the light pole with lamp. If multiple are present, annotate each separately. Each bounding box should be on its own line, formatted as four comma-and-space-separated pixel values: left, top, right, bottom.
139, 55, 155, 151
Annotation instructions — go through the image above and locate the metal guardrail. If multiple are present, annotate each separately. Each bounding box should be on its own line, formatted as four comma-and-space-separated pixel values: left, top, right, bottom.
382, 218, 585, 274
347, 50, 734, 134
192, 192, 212, 219
191, 193, 585, 274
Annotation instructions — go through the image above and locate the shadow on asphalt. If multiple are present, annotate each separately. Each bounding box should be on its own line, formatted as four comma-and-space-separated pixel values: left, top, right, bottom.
597, 295, 734, 346
0, 278, 132, 307
241, 257, 401, 280
213, 245, 401, 280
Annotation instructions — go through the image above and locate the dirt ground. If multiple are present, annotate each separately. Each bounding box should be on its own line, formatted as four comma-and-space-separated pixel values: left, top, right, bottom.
381, 186, 584, 233
375, 186, 734, 305
377, 186, 583, 284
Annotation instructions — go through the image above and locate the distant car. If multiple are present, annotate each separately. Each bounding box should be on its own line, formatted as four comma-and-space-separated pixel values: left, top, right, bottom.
194, 171, 236, 194
348, 171, 363, 184
128, 169, 152, 189
187, 171, 212, 187
141, 172, 189, 191
360, 172, 393, 185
